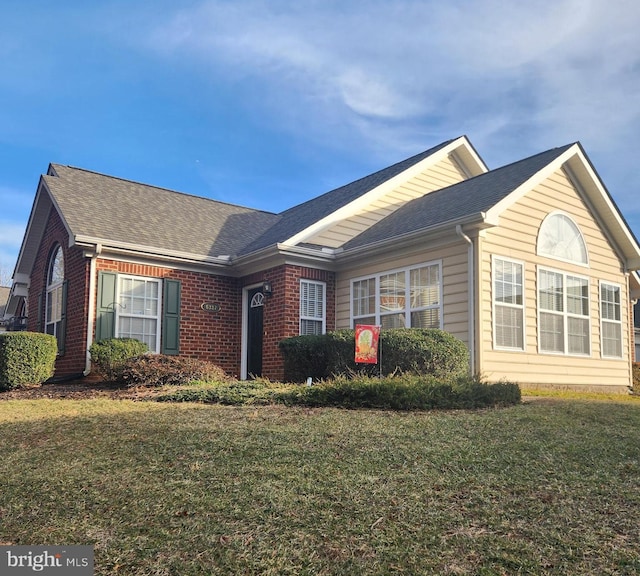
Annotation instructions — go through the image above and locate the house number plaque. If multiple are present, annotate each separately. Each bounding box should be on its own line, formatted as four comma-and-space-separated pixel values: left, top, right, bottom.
200, 303, 221, 312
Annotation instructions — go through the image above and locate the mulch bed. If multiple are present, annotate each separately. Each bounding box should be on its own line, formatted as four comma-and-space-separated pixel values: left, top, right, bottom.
0, 375, 161, 401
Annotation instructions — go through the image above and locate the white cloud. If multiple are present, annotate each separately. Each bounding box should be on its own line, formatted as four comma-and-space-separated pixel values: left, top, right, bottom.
140, 0, 640, 214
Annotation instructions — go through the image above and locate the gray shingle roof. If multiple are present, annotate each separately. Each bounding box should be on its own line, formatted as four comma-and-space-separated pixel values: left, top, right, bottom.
43, 140, 573, 262
45, 165, 279, 259
343, 144, 574, 250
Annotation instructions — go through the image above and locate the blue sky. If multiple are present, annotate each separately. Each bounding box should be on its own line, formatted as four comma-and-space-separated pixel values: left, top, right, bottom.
2, 0, 640, 281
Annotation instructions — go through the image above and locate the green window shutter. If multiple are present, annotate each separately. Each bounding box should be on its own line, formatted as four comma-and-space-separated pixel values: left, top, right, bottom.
58, 280, 68, 354
96, 272, 117, 342
162, 279, 181, 355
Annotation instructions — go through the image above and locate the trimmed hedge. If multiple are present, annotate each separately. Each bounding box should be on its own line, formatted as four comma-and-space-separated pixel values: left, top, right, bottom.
89, 338, 149, 382
278, 375, 520, 410
158, 379, 283, 405
279, 328, 469, 382
157, 375, 521, 410
0, 332, 58, 391
120, 355, 229, 387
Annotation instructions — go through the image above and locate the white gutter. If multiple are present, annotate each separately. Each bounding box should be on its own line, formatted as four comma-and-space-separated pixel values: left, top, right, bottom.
83, 244, 101, 376
74, 235, 235, 267
456, 225, 475, 375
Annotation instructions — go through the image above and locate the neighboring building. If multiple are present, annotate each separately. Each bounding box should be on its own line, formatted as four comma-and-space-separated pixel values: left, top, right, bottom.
634, 300, 640, 363
0, 286, 10, 331
6, 136, 640, 390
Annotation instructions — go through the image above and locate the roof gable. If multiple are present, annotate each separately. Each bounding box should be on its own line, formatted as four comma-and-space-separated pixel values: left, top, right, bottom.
343, 144, 574, 250
240, 136, 487, 254
11, 137, 640, 284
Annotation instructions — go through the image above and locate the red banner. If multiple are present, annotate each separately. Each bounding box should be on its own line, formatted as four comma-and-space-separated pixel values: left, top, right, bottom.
355, 324, 381, 364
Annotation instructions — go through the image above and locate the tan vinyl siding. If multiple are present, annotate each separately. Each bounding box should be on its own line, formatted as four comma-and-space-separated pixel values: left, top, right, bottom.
309, 155, 467, 248
481, 168, 632, 390
335, 240, 470, 345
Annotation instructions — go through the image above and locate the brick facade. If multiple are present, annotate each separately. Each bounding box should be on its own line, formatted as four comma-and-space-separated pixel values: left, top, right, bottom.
244, 265, 336, 381
95, 259, 242, 377
27, 208, 90, 378
27, 206, 338, 380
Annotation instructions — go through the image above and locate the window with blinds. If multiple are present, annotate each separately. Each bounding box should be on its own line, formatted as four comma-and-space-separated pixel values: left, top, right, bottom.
300, 280, 325, 335
600, 282, 622, 358
493, 257, 524, 350
538, 268, 590, 355
351, 262, 441, 329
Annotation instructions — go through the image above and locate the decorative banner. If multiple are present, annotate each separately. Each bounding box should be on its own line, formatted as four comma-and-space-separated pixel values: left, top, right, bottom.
355, 324, 381, 364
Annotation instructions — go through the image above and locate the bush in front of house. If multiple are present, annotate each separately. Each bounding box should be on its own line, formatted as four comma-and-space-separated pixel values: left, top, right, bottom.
0, 332, 58, 391
156, 374, 521, 410
375, 329, 470, 379
279, 334, 329, 383
277, 374, 520, 410
120, 354, 230, 387
89, 338, 149, 382
157, 378, 283, 404
279, 328, 470, 382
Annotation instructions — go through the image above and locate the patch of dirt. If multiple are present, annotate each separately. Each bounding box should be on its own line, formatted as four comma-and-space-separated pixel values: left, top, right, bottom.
0, 375, 163, 401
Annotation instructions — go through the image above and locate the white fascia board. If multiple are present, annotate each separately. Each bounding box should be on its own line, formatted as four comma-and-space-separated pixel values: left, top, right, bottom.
13, 273, 30, 285
485, 143, 640, 270
282, 136, 486, 247
74, 235, 235, 267
12, 181, 50, 277
10, 284, 28, 298
484, 144, 581, 224
563, 150, 640, 269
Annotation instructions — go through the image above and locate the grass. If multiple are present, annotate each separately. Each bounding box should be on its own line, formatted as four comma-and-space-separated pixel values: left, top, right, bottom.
1, 397, 640, 574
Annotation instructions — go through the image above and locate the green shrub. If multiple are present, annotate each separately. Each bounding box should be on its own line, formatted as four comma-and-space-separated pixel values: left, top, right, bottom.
277, 374, 520, 410
279, 334, 329, 383
280, 328, 469, 382
157, 374, 521, 410
158, 379, 282, 404
0, 332, 58, 391
89, 338, 149, 382
377, 329, 469, 379
120, 355, 229, 387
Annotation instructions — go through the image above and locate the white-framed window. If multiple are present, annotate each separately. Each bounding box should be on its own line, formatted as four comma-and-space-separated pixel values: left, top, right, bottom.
45, 245, 65, 344
352, 278, 376, 326
493, 256, 525, 350
600, 281, 622, 358
538, 267, 590, 355
115, 275, 162, 352
351, 261, 441, 329
300, 280, 326, 335
537, 211, 588, 266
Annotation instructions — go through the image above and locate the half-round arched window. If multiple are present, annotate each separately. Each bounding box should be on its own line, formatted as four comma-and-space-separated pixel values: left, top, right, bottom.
537, 212, 588, 265
48, 245, 64, 286
45, 245, 66, 351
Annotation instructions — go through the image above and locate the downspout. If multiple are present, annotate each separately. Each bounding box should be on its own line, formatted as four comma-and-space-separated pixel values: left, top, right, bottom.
84, 244, 101, 376
456, 225, 475, 375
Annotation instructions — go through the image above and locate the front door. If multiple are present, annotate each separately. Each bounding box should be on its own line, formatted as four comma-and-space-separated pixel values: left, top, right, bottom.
246, 287, 264, 378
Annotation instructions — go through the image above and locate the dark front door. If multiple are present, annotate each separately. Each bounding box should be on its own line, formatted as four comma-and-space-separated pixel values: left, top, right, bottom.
246, 287, 264, 378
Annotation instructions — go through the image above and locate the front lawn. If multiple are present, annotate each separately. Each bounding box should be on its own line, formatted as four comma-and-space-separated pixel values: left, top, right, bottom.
1, 398, 639, 574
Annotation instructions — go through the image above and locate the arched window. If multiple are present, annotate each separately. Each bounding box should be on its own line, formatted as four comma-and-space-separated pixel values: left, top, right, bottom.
45, 245, 66, 351
537, 212, 588, 265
